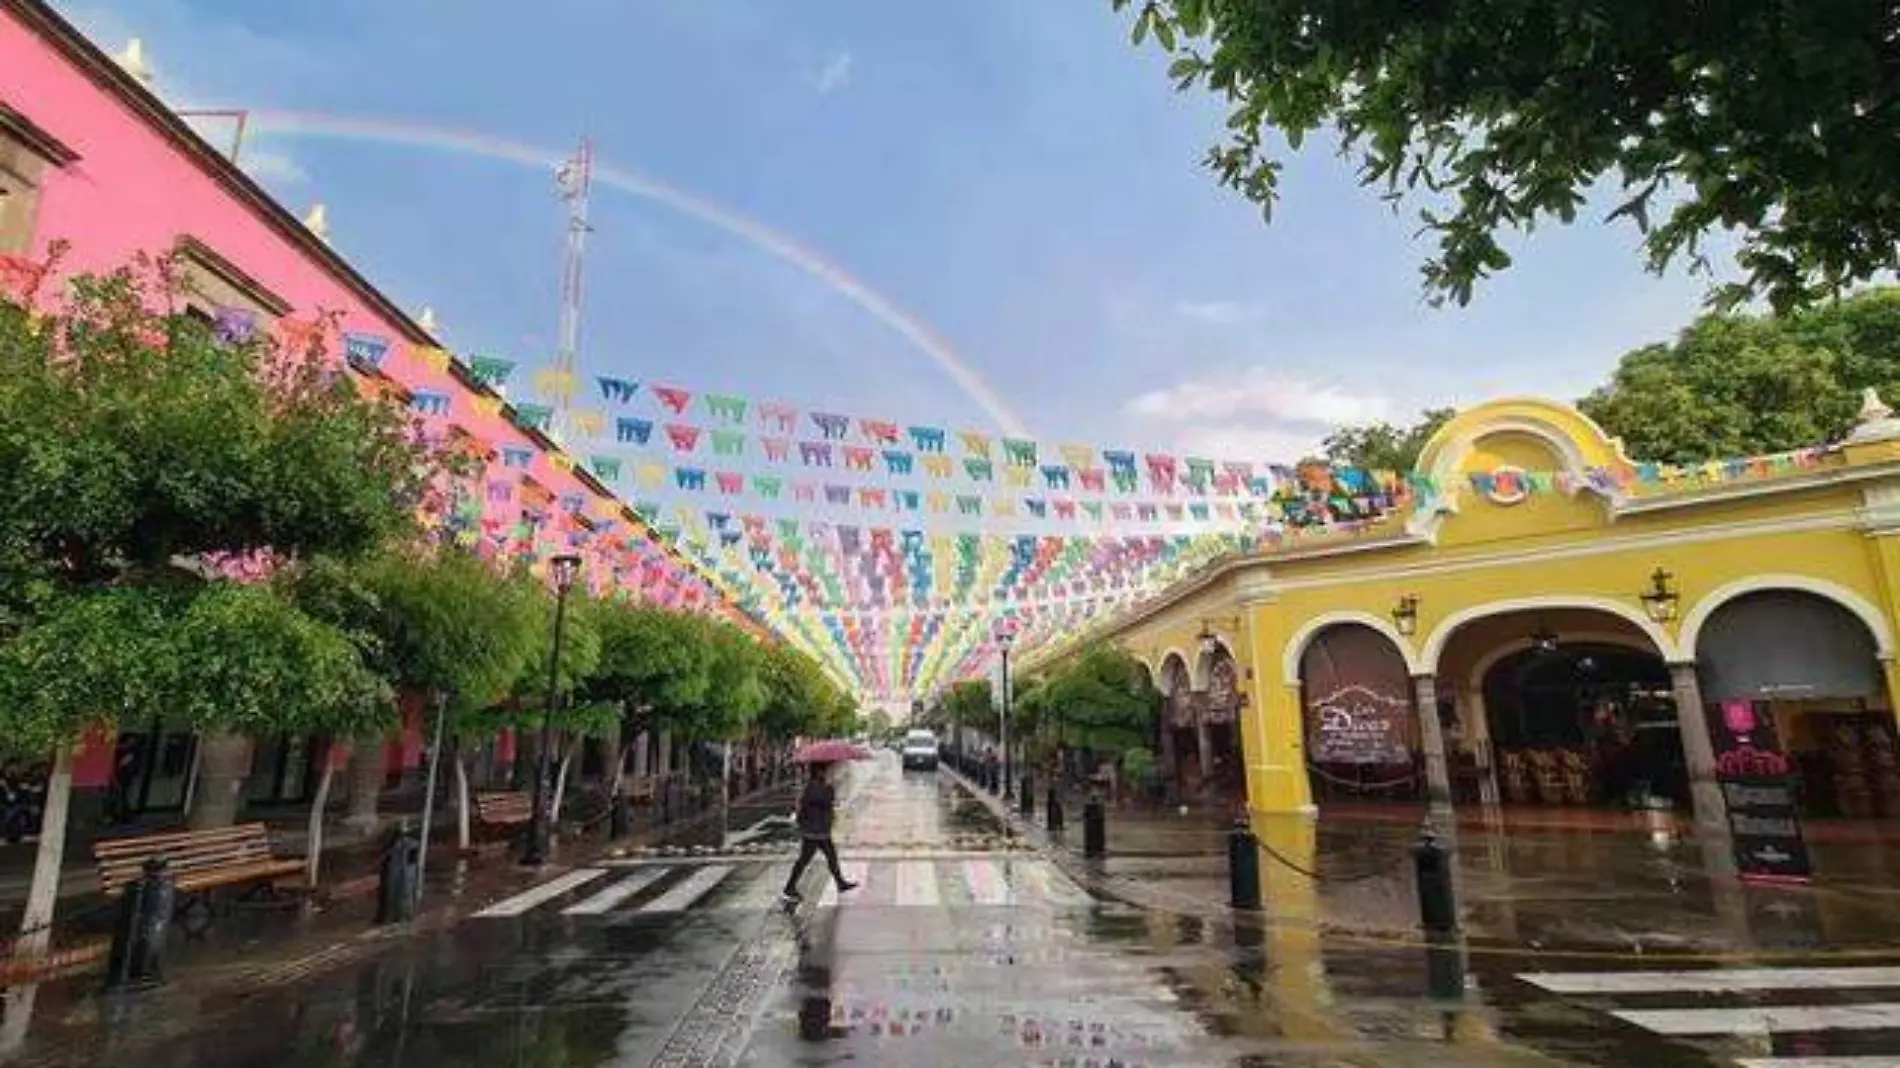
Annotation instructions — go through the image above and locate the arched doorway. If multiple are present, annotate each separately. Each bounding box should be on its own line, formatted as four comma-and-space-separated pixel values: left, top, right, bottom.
1299, 624, 1422, 807
1434, 606, 1676, 812
1156, 655, 1197, 796
1198, 643, 1246, 803
1481, 643, 1682, 808
1694, 589, 1896, 819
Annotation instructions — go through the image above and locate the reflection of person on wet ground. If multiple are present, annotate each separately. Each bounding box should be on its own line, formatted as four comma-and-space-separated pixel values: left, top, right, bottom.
782, 762, 859, 903
794, 910, 840, 1042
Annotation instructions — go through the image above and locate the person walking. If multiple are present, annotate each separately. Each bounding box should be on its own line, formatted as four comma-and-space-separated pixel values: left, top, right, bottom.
782, 762, 858, 903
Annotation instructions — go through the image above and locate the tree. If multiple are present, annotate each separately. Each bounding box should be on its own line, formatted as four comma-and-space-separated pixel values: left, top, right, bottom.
1035, 645, 1159, 757
285, 548, 543, 852
1114, 0, 1900, 312
941, 681, 998, 747
1321, 408, 1455, 471
1581, 287, 1900, 462
0, 259, 434, 945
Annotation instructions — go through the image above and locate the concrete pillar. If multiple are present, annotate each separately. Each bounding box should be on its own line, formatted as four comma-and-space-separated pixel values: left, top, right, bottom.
1668, 662, 1729, 832
1412, 675, 1454, 818
1463, 688, 1502, 806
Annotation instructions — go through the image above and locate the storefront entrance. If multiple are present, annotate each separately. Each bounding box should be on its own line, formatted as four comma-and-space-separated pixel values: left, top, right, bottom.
1482, 643, 1685, 809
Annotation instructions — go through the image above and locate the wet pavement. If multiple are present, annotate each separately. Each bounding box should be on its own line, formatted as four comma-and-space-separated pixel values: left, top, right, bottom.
6, 759, 1900, 1065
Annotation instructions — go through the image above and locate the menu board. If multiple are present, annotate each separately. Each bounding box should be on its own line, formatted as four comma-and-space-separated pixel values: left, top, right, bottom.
1309, 685, 1413, 766
1722, 776, 1813, 882
1711, 699, 1811, 882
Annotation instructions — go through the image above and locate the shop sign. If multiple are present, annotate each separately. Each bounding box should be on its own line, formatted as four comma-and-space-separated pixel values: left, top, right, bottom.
1309, 684, 1412, 765
1712, 699, 1811, 882
1721, 776, 1812, 882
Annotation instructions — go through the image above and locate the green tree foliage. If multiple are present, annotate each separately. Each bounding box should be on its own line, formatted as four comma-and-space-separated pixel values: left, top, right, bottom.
1321, 408, 1455, 471
0, 262, 436, 750
284, 548, 542, 716
941, 680, 998, 739
673, 619, 766, 740
1114, 0, 1900, 312
584, 603, 716, 730
1033, 645, 1159, 755
1581, 288, 1900, 462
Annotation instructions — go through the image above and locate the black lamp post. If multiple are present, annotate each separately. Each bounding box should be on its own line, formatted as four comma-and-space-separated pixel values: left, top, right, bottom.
522, 553, 582, 866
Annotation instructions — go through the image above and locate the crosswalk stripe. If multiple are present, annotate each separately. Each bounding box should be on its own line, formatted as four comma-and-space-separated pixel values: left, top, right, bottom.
1613, 1004, 1900, 1036
1524, 968, 1900, 995
894, 861, 940, 907
1015, 860, 1090, 906
964, 859, 1012, 906
474, 868, 608, 917
818, 861, 870, 908
562, 868, 669, 916
639, 864, 734, 913
1737, 1059, 1900, 1067
720, 863, 792, 911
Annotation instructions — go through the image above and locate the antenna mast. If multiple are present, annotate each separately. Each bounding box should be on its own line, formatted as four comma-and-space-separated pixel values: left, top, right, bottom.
549, 136, 594, 438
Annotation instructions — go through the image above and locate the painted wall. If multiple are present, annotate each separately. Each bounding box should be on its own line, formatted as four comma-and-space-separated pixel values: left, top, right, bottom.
0, 11, 714, 608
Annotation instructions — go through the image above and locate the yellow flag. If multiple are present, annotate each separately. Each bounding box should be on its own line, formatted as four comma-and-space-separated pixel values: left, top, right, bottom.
960, 431, 991, 458
533, 368, 577, 400
1005, 467, 1032, 488
415, 346, 452, 372
548, 453, 575, 472
569, 409, 607, 438
470, 395, 503, 417
638, 464, 666, 488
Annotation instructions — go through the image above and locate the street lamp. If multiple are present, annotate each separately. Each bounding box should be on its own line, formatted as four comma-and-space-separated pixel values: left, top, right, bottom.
522, 553, 582, 866
1640, 567, 1679, 623
996, 625, 1015, 800
1391, 595, 1420, 637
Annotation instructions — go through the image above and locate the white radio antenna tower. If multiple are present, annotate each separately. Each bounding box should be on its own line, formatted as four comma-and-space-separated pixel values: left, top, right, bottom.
547, 136, 594, 442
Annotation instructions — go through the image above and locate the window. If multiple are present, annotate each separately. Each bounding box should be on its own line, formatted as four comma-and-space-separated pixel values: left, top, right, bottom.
0, 102, 79, 257
171, 234, 291, 328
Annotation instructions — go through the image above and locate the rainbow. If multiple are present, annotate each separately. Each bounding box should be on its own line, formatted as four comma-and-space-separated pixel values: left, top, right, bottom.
242, 111, 1032, 438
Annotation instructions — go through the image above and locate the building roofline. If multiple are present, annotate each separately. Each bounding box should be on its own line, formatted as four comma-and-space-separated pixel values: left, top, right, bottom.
5, 0, 721, 601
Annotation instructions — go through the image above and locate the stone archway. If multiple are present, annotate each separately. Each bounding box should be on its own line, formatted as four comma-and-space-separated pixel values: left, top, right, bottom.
1693, 588, 1896, 819
1432, 605, 1676, 814
1298, 623, 1423, 809
1157, 654, 1197, 796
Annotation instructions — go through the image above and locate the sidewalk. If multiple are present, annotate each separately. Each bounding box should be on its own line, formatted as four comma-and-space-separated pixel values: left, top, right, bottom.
947, 764, 1900, 960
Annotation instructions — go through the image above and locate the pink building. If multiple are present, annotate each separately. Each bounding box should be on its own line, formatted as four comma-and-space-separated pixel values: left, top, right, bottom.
0, 1, 733, 818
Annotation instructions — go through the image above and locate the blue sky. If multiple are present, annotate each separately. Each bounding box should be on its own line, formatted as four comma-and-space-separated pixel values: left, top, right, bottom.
64, 0, 1734, 465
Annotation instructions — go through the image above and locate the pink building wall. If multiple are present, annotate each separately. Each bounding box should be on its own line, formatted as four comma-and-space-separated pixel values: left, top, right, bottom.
0, 5, 722, 614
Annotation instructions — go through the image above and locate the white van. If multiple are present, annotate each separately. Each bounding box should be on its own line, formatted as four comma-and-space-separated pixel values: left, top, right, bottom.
901, 729, 939, 771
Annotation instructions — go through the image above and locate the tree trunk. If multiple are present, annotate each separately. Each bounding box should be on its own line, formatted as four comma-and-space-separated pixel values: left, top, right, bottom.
187, 731, 252, 831
305, 756, 339, 889
453, 753, 472, 852
551, 743, 576, 822
17, 745, 75, 959
343, 740, 385, 836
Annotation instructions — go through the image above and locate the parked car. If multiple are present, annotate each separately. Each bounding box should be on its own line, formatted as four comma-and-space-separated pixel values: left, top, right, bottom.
901, 729, 939, 771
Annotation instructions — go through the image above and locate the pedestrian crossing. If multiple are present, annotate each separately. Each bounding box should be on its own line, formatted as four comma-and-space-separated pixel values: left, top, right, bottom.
473, 856, 1092, 921
1518, 965, 1900, 1066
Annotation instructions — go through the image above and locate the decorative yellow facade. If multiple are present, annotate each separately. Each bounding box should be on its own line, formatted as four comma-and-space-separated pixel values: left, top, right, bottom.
1089, 395, 1900, 819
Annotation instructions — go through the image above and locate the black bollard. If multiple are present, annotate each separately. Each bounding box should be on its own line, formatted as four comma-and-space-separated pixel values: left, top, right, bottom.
106, 858, 174, 990
609, 793, 632, 840
375, 824, 420, 925
1228, 819, 1262, 911
1046, 787, 1064, 836
1413, 827, 1458, 934
1082, 798, 1106, 859
1019, 774, 1035, 818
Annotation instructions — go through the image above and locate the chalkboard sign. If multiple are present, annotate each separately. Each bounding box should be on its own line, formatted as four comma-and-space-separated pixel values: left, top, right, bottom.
1722, 776, 1813, 883
1309, 684, 1413, 766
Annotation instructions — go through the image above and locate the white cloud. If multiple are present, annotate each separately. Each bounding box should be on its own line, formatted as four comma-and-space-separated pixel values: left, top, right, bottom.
1163, 423, 1331, 464
1172, 299, 1259, 326
1126, 369, 1391, 426
810, 51, 853, 95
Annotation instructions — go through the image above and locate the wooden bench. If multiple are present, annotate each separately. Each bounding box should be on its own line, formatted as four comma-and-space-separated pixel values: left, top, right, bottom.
93, 823, 304, 936
473, 791, 534, 836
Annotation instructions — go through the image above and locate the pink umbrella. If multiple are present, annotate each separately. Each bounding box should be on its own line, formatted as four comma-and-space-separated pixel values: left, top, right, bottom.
792, 738, 874, 764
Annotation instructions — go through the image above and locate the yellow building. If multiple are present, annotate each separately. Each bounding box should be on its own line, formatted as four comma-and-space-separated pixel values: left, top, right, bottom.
1086, 394, 1900, 834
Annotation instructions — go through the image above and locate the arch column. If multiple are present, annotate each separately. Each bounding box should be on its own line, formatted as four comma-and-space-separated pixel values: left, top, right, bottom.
1667, 661, 1728, 833
1242, 580, 1312, 814
1412, 674, 1453, 817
